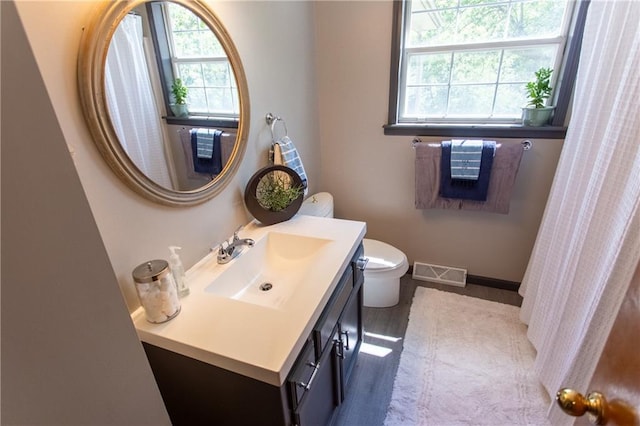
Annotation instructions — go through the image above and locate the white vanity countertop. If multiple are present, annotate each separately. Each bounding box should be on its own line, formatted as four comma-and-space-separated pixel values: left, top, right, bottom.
132, 215, 366, 387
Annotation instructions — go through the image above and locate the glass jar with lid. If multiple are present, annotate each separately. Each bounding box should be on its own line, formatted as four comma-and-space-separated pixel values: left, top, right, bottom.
133, 259, 181, 323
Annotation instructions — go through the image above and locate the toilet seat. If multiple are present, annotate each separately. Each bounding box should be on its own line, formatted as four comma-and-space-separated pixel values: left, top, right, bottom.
363, 239, 409, 275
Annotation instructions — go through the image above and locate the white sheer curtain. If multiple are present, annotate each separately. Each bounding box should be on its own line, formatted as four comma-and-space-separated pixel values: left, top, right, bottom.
519, 1, 640, 424
105, 14, 173, 190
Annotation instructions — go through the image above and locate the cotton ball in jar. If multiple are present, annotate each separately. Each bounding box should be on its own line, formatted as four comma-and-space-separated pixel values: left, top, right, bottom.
133, 260, 181, 323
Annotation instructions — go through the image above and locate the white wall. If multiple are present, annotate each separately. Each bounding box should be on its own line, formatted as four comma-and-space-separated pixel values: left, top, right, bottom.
314, 1, 563, 282
14, 0, 320, 312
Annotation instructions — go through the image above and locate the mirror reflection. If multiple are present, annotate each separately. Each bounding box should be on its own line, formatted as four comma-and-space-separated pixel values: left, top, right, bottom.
105, 1, 240, 192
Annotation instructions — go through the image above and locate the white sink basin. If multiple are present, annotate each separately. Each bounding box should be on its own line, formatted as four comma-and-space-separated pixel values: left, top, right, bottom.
205, 232, 331, 310
133, 215, 367, 386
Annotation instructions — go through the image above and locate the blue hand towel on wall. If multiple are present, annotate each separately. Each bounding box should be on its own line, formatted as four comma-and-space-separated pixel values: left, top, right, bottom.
190, 129, 223, 174
440, 140, 496, 201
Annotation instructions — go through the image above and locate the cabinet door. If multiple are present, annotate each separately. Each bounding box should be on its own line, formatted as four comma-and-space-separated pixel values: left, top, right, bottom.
293, 329, 340, 426
288, 338, 317, 409
313, 267, 353, 359
338, 287, 363, 394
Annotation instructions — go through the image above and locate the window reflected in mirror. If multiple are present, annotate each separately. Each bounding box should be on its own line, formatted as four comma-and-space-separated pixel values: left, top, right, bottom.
149, 2, 239, 119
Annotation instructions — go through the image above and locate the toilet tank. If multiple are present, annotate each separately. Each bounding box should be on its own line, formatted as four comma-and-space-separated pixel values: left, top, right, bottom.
298, 192, 334, 218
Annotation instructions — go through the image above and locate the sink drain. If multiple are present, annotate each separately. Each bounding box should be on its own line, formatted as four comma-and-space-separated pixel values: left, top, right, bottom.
259, 283, 273, 292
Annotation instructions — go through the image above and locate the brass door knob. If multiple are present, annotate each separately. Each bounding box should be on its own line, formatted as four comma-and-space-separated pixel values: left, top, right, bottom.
556, 388, 608, 425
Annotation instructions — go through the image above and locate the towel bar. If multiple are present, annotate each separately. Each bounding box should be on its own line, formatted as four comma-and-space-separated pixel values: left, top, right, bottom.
412, 138, 533, 151
178, 127, 232, 137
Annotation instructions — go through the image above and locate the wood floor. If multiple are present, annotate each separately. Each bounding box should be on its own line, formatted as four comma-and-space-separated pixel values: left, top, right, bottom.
332, 275, 522, 426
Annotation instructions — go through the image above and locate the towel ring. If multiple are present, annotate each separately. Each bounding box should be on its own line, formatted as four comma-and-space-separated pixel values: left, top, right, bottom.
266, 112, 288, 141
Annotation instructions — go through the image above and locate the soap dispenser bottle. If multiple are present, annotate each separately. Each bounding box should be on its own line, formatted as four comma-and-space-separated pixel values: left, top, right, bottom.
169, 246, 189, 297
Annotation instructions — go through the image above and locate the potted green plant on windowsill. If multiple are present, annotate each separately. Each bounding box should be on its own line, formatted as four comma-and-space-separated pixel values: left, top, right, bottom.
170, 78, 189, 118
522, 67, 554, 127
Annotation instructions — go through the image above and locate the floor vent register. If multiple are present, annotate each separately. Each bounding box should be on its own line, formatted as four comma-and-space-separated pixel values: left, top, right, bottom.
412, 262, 467, 287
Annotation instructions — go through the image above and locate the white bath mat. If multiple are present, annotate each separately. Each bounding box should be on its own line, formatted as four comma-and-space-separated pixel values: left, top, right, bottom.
384, 287, 550, 425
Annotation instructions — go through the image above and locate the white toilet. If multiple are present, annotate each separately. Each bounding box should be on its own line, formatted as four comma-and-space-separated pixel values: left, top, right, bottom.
299, 192, 409, 308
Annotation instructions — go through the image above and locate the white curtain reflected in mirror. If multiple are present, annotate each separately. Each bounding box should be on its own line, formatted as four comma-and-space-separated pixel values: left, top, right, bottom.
105, 13, 175, 190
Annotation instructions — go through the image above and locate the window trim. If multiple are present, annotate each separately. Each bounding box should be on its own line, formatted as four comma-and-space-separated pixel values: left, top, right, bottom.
385, 0, 590, 139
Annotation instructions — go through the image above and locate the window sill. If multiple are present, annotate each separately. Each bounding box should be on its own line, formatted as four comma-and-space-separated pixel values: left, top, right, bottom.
383, 123, 567, 139
165, 116, 239, 128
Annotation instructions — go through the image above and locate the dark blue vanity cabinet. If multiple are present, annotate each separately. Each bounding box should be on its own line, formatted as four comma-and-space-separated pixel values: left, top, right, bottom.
142, 243, 364, 426
288, 243, 364, 425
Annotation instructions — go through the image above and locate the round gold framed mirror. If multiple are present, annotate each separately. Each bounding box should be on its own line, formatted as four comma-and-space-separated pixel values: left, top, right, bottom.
78, 0, 249, 207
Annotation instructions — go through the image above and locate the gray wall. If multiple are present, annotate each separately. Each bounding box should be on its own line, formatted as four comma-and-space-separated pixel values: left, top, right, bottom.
314, 1, 563, 282
1, 2, 170, 423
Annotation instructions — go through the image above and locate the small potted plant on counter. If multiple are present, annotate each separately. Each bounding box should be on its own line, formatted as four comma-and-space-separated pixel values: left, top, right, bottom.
170, 78, 189, 118
244, 165, 304, 225
522, 67, 554, 127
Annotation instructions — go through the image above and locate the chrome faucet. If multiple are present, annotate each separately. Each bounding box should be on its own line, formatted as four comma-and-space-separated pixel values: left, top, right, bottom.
216, 228, 255, 264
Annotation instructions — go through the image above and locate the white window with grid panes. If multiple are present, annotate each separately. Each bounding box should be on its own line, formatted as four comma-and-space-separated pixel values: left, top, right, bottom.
399, 0, 576, 124
164, 3, 239, 118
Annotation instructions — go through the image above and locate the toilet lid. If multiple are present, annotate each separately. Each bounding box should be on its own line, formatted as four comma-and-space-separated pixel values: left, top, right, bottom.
299, 192, 334, 217
363, 239, 408, 272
